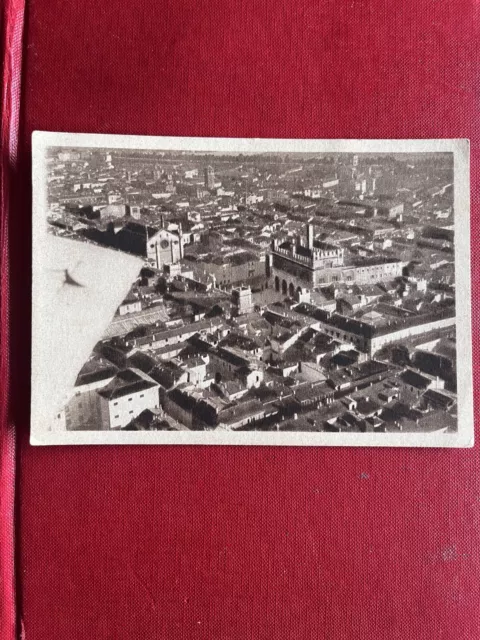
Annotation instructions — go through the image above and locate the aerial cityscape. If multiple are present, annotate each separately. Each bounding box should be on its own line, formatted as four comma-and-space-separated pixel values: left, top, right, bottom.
45, 146, 457, 434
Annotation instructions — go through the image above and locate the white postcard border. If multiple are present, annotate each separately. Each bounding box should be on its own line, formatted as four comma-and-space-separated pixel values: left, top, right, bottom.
31, 133, 473, 447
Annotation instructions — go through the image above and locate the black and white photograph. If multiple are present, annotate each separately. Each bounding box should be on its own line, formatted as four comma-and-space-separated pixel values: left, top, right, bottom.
31, 134, 472, 446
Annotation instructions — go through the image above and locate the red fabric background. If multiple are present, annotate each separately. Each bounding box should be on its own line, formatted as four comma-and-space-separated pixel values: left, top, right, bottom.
9, 0, 480, 638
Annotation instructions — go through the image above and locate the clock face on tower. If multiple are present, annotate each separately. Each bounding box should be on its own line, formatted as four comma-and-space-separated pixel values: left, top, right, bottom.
160, 239, 170, 249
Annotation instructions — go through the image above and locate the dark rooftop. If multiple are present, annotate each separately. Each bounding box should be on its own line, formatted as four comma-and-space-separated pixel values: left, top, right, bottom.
400, 369, 433, 390
97, 368, 158, 400
75, 356, 118, 387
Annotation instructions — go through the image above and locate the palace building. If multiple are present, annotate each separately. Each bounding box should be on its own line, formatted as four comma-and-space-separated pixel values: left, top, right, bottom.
271, 223, 404, 296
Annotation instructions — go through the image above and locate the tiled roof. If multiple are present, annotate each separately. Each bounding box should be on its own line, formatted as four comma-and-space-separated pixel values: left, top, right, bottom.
97, 368, 158, 400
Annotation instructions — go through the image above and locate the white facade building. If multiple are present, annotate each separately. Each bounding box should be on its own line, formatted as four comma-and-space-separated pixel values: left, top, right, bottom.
97, 369, 160, 429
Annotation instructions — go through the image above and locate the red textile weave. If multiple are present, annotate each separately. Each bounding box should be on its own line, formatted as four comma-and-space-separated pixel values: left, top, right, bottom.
1, 0, 25, 639
3, 1, 480, 638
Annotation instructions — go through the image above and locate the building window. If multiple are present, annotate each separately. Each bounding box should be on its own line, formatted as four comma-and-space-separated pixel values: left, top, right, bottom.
129, 410, 133, 414
113, 402, 118, 406
114, 415, 119, 419
140, 394, 144, 398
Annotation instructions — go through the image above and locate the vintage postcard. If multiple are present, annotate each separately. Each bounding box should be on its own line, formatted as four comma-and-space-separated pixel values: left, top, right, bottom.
31, 134, 472, 446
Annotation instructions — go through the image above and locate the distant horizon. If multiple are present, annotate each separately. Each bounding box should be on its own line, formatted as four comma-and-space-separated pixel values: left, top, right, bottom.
48, 147, 453, 160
